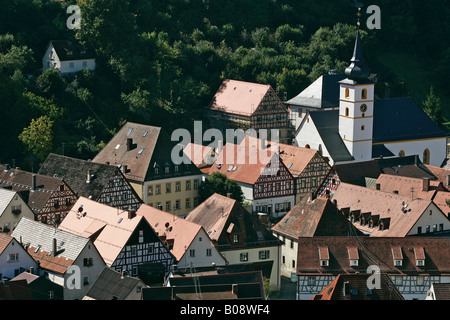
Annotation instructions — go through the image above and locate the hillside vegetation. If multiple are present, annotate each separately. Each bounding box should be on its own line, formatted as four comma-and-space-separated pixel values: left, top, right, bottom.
0, 0, 449, 169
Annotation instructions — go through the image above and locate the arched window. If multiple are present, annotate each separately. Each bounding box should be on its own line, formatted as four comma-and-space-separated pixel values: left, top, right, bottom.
345, 88, 350, 99
345, 108, 349, 117
423, 149, 430, 164
398, 150, 405, 157
305, 144, 311, 149
362, 88, 367, 100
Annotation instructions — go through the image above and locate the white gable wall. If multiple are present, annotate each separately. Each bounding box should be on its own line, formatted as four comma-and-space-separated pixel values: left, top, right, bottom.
177, 228, 227, 269
0, 238, 37, 279
408, 202, 450, 236
382, 138, 446, 167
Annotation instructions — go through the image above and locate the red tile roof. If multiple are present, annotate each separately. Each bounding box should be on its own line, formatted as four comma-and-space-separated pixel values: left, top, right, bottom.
312, 273, 404, 300
296, 237, 450, 276
333, 182, 437, 237
271, 195, 358, 238
209, 79, 272, 116
373, 174, 443, 200
0, 233, 12, 255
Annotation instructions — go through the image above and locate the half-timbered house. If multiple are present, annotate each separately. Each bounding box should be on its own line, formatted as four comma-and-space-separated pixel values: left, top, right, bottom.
92, 122, 203, 217
205, 79, 292, 144
295, 237, 450, 300
0, 165, 78, 226
58, 197, 175, 285
207, 141, 295, 219
185, 193, 283, 291
38, 153, 142, 211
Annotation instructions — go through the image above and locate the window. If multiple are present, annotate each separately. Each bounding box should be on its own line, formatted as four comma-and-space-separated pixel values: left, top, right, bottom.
174, 165, 179, 173
426, 225, 430, 233
148, 246, 153, 254
131, 247, 137, 256
361, 88, 367, 100
361, 125, 365, 131
345, 88, 350, 99
139, 230, 144, 243
165, 166, 170, 174
240, 252, 248, 262
166, 201, 171, 211
49, 291, 54, 299
175, 182, 181, 192
439, 224, 444, 232
350, 259, 359, 267
417, 226, 422, 234
307, 276, 315, 286
345, 107, 349, 117
83, 277, 89, 286
194, 197, 199, 207
301, 180, 306, 188
398, 150, 405, 157
148, 186, 153, 195
194, 179, 199, 189
186, 180, 191, 190
69, 62, 74, 68
233, 234, 239, 243
320, 259, 329, 267
155, 185, 161, 195
259, 250, 270, 260
394, 259, 402, 267
185, 198, 190, 209
7, 253, 18, 262
166, 183, 171, 193
175, 200, 180, 210
190, 249, 195, 257
60, 185, 64, 191
417, 276, 424, 286
433, 224, 437, 232
290, 240, 294, 249
206, 248, 212, 256
154, 168, 159, 175
423, 148, 430, 165
83, 258, 93, 266
82, 61, 87, 68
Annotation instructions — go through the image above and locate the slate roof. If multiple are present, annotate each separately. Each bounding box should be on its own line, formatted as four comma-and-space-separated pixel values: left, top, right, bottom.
286, 74, 346, 109
11, 217, 92, 274
209, 79, 272, 116
312, 273, 404, 300
303, 97, 447, 163
47, 40, 95, 61
38, 153, 127, 200
271, 195, 360, 238
0, 279, 33, 300
84, 266, 147, 300
296, 236, 450, 276
0, 165, 68, 213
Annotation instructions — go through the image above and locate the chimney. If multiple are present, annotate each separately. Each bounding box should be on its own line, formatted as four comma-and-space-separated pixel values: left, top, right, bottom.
333, 199, 337, 207
4, 164, 9, 171
227, 193, 232, 198
86, 169, 92, 183
423, 178, 430, 192
32, 174, 37, 191
128, 209, 136, 219
123, 165, 128, 173
375, 183, 381, 190
446, 175, 450, 187
126, 138, 133, 151
343, 281, 350, 296
53, 238, 57, 256
29, 267, 34, 275
232, 284, 239, 295
105, 161, 110, 165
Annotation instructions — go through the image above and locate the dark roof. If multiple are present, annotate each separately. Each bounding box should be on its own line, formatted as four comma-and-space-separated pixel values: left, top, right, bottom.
334, 160, 382, 186
38, 153, 125, 200
343, 29, 372, 81
0, 279, 33, 300
271, 195, 360, 238
313, 274, 404, 300
431, 283, 450, 300
0, 166, 68, 213
376, 155, 437, 179
287, 74, 346, 109
309, 110, 354, 162
48, 40, 95, 61
373, 97, 447, 143
296, 237, 450, 276
84, 266, 147, 300
307, 97, 446, 163
372, 144, 395, 158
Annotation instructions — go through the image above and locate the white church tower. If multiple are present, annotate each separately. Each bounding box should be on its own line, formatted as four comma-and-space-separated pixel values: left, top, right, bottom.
338, 23, 375, 162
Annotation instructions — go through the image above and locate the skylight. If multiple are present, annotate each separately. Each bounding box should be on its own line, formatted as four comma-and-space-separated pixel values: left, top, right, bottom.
138, 148, 144, 155
127, 128, 133, 136
115, 144, 120, 150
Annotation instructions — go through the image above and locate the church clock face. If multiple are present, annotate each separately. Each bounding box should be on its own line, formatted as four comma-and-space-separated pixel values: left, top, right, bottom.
360, 104, 367, 112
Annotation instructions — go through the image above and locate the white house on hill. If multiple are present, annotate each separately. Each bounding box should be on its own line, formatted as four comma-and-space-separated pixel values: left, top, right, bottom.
42, 40, 95, 75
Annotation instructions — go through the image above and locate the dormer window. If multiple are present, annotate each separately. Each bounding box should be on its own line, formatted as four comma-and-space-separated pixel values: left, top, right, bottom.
348, 247, 359, 267
392, 247, 403, 267
414, 247, 425, 267
319, 247, 329, 267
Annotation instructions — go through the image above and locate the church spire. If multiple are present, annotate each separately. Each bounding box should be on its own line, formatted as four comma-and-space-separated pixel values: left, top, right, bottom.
344, 7, 371, 81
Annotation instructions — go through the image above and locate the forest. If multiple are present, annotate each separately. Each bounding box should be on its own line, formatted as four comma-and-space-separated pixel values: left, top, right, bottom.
0, 0, 449, 170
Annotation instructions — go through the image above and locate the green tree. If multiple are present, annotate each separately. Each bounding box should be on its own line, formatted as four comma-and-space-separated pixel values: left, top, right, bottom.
19, 116, 54, 162
199, 172, 244, 203
422, 86, 444, 126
